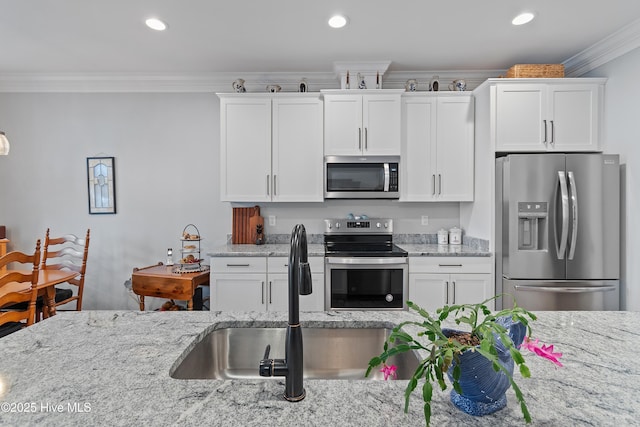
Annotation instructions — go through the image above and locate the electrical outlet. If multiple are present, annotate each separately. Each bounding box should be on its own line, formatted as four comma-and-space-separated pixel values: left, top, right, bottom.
421, 216, 429, 226
269, 215, 276, 226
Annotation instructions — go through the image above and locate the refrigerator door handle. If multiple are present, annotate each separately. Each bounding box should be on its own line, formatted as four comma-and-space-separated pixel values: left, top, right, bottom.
513, 284, 617, 293
555, 171, 569, 260
567, 171, 578, 260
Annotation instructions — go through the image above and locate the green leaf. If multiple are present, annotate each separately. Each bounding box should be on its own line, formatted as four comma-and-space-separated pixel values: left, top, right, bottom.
423, 402, 432, 427
519, 363, 531, 378
404, 377, 418, 413
422, 381, 433, 402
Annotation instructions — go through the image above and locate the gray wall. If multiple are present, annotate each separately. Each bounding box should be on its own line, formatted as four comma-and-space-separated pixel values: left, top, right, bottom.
586, 47, 640, 310
0, 91, 460, 310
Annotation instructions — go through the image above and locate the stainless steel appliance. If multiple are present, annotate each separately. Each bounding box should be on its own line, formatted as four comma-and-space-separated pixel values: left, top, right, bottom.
496, 154, 620, 311
324, 156, 399, 199
324, 218, 408, 310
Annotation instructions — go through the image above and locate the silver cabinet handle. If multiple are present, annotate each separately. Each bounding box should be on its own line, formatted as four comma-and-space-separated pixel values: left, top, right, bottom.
261, 281, 265, 304
269, 281, 272, 304
567, 171, 578, 260
543, 119, 548, 144
266, 175, 270, 196
550, 120, 555, 144
358, 128, 362, 150
445, 281, 449, 304
452, 281, 456, 304
432, 174, 436, 196
438, 264, 462, 267
226, 263, 250, 267
438, 174, 442, 195
364, 127, 368, 150
273, 175, 277, 196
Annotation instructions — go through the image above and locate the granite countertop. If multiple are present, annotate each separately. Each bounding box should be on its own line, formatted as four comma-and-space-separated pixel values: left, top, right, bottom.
0, 310, 637, 426
208, 243, 490, 258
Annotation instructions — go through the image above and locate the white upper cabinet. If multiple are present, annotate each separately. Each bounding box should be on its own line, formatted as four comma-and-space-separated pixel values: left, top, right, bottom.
219, 94, 324, 202
494, 80, 604, 152
401, 93, 474, 202
323, 92, 402, 156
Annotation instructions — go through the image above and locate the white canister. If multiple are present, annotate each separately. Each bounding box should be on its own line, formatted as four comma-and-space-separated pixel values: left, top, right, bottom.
437, 229, 449, 245
449, 227, 462, 245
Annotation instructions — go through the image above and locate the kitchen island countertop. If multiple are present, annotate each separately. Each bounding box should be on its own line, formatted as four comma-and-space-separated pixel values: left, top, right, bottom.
0, 310, 637, 426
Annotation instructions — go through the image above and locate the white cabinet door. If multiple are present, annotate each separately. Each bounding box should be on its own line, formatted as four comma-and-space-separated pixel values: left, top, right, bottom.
401, 94, 474, 202
408, 273, 448, 314
324, 95, 362, 155
211, 274, 266, 311
436, 96, 474, 201
272, 97, 324, 202
324, 93, 401, 156
548, 84, 600, 151
219, 97, 272, 202
495, 84, 545, 152
494, 82, 602, 152
362, 94, 401, 155
450, 274, 493, 309
268, 273, 325, 312
401, 95, 437, 201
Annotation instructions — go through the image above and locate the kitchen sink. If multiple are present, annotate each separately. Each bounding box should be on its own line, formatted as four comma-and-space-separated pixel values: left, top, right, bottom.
170, 326, 420, 380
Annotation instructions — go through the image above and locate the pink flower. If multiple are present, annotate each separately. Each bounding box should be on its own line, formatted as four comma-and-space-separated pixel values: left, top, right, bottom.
380, 363, 398, 380
520, 336, 563, 367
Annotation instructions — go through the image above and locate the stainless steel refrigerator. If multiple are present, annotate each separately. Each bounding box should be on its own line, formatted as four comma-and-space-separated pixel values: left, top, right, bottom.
496, 153, 620, 311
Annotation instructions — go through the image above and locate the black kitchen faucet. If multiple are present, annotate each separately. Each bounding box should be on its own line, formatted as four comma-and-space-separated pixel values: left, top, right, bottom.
259, 224, 312, 401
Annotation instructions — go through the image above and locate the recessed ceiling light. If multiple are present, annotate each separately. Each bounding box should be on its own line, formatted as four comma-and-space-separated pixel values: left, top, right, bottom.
328, 15, 348, 29
512, 12, 535, 26
145, 18, 168, 31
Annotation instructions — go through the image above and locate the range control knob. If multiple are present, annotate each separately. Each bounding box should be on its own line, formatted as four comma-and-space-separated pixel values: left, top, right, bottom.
327, 223, 332, 229
384, 222, 389, 228
376, 222, 381, 228
385, 294, 394, 303
335, 222, 340, 229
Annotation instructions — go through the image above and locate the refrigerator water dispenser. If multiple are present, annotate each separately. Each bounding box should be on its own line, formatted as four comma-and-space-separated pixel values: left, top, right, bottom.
517, 202, 547, 250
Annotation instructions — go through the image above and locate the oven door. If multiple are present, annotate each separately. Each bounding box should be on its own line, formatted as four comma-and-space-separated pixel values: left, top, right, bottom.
325, 257, 408, 310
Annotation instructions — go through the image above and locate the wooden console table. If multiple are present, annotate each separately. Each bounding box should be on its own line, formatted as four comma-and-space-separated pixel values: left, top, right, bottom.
131, 263, 210, 311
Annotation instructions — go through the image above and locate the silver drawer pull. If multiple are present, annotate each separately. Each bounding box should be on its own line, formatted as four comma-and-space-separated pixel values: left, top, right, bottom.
226, 263, 250, 267
438, 264, 463, 267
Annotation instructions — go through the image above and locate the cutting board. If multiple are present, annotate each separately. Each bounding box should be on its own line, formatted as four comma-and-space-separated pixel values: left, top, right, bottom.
232, 206, 263, 244
249, 207, 264, 244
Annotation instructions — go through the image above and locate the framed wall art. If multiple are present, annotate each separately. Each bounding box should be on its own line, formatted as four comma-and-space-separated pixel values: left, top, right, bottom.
87, 156, 116, 214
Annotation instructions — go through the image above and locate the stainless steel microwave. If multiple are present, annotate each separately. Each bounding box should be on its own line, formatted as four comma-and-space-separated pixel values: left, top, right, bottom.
324, 156, 400, 199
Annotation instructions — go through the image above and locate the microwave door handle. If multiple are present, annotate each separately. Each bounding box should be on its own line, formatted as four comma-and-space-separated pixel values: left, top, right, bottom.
567, 171, 578, 260
383, 163, 390, 192
555, 171, 569, 260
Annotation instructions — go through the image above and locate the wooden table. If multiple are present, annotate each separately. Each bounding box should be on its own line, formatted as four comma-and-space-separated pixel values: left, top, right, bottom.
4, 269, 78, 317
131, 263, 210, 311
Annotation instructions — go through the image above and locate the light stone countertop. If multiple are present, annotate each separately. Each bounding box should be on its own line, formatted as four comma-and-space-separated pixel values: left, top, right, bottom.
0, 310, 637, 426
207, 243, 490, 258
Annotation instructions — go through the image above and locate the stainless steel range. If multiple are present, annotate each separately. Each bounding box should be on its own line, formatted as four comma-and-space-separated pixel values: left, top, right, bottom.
324, 218, 408, 310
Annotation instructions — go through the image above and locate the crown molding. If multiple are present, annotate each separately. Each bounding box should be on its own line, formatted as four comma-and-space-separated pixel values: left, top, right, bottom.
563, 17, 640, 76
0, 70, 501, 93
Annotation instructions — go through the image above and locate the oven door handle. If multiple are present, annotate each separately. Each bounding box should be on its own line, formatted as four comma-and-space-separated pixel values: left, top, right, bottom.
326, 257, 408, 265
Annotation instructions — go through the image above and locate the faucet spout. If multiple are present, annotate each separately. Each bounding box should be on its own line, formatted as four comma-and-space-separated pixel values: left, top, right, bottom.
258, 224, 312, 402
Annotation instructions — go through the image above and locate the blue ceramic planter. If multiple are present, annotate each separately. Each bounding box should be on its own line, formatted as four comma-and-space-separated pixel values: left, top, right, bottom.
443, 316, 526, 416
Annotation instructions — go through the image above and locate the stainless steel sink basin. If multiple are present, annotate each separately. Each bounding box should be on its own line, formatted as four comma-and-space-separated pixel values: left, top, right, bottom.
170, 327, 420, 380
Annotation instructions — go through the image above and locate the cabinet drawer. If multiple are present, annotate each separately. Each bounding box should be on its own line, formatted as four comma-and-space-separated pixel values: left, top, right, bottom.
409, 256, 492, 274
268, 256, 324, 274
211, 257, 267, 273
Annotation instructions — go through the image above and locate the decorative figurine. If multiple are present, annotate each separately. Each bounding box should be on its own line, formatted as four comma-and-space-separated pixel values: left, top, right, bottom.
299, 78, 308, 92
358, 73, 366, 89
232, 78, 246, 93
430, 75, 440, 92
255, 224, 265, 245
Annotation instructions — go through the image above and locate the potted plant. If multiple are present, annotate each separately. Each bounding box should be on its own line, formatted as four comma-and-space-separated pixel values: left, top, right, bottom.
366, 298, 562, 426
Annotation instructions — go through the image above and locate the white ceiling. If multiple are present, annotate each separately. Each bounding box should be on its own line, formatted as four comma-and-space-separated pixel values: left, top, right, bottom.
1, 0, 640, 76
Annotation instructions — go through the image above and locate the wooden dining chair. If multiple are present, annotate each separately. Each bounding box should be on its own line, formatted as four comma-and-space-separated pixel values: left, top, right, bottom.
39, 228, 90, 317
0, 240, 41, 338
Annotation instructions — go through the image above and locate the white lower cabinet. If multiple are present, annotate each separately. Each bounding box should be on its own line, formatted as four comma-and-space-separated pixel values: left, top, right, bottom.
211, 256, 324, 312
408, 257, 494, 313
